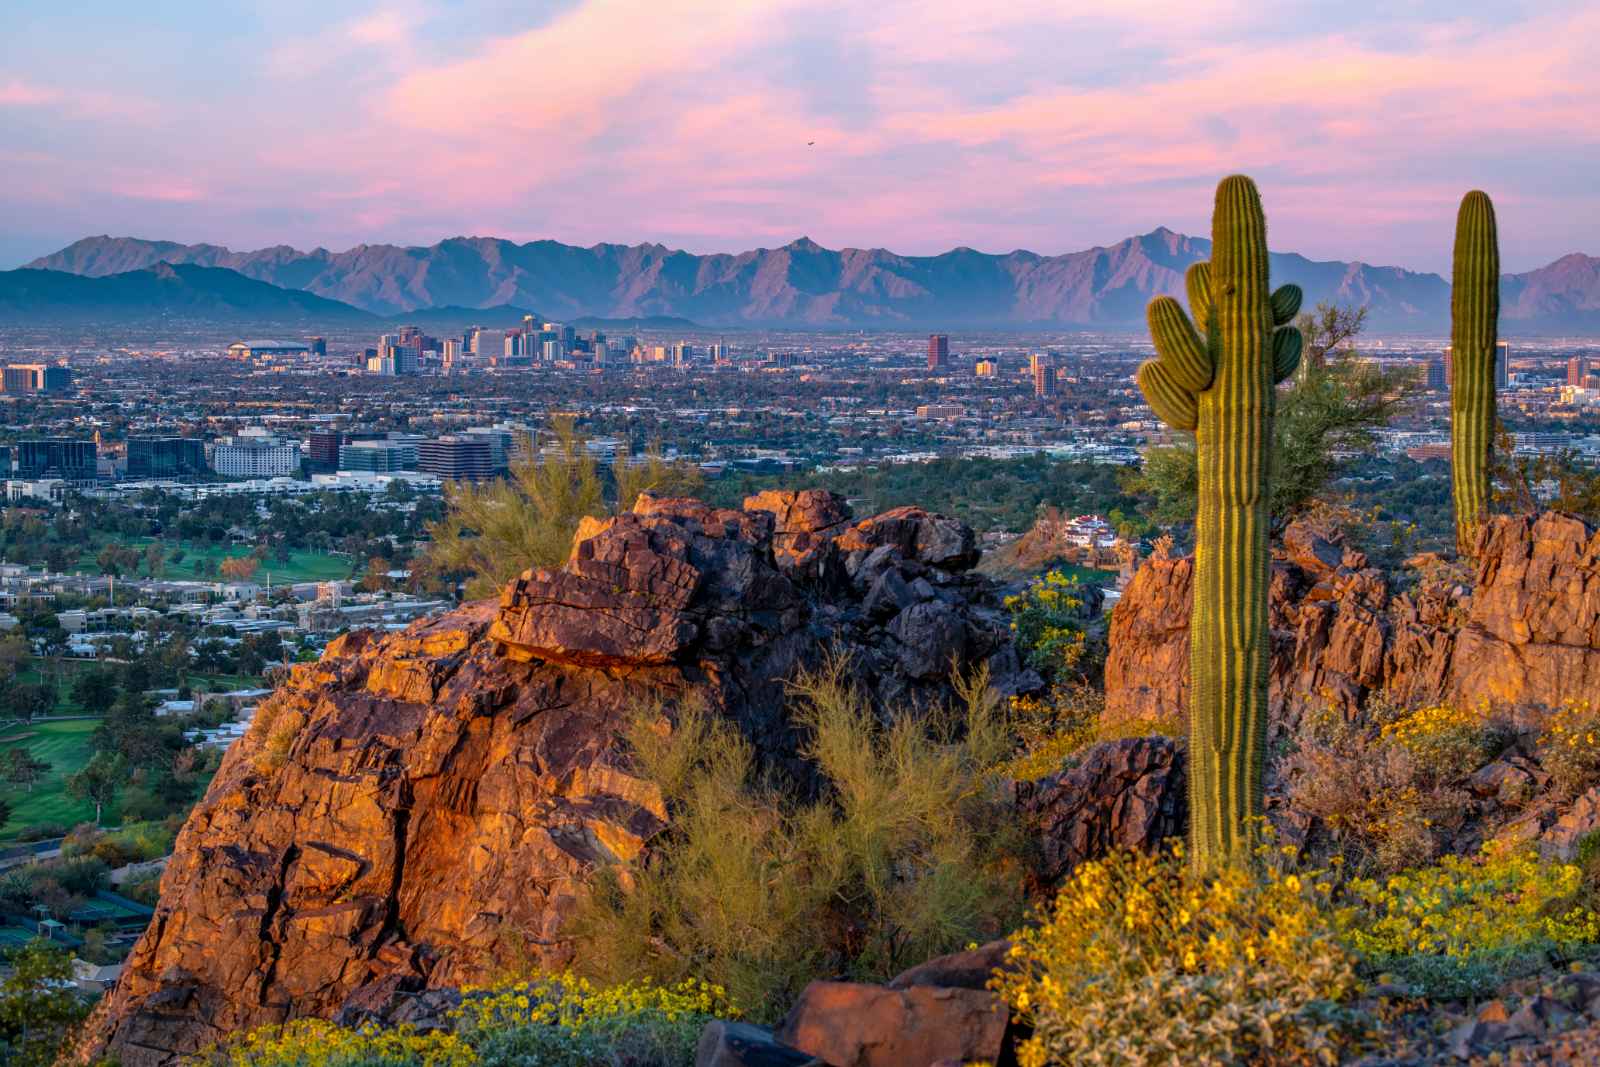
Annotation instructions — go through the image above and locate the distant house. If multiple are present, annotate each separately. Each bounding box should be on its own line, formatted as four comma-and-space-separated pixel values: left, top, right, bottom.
72, 958, 125, 994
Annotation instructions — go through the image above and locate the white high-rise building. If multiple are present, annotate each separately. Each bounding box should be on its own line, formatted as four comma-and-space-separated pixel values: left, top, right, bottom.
211, 428, 301, 479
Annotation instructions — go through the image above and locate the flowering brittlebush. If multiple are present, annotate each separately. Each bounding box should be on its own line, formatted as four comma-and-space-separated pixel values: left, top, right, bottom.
1004, 569, 1091, 680
1378, 700, 1502, 782
199, 974, 733, 1067
1537, 699, 1600, 799
1334, 844, 1600, 995
207, 1020, 472, 1067
991, 842, 1361, 1067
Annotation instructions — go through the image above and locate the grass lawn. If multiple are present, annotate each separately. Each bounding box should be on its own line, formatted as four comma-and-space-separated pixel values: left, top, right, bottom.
16, 658, 114, 714
0, 718, 101, 839
79, 537, 353, 584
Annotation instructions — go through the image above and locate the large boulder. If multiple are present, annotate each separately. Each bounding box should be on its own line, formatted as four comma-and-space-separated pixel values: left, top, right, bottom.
77, 492, 1036, 1067
775, 980, 1009, 1067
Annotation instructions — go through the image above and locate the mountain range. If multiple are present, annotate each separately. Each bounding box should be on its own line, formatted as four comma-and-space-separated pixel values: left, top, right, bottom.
16, 232, 1600, 333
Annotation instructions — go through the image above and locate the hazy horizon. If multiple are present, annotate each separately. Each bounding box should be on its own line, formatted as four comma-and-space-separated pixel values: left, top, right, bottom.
4, 2, 1598, 273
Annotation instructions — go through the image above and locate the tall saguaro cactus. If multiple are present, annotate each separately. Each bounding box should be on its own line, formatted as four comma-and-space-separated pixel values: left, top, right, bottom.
1136, 175, 1302, 869
1450, 191, 1499, 554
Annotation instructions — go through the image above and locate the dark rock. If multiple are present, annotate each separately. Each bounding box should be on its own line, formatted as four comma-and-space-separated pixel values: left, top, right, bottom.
862, 570, 915, 621
887, 599, 969, 680
889, 939, 1013, 992
1016, 736, 1186, 887
696, 1020, 822, 1067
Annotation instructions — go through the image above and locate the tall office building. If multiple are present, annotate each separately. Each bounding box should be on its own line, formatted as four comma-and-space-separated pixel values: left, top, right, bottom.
307, 336, 327, 357
127, 437, 207, 479
308, 430, 345, 473
928, 334, 949, 371
338, 440, 418, 473
671, 342, 693, 368
1032, 354, 1056, 398
463, 426, 517, 473
417, 436, 494, 482
1570, 354, 1593, 387
3, 364, 71, 394
1425, 356, 1448, 392
14, 438, 97, 482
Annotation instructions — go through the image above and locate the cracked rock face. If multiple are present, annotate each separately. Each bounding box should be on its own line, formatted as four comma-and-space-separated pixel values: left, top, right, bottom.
78, 491, 1037, 1066
1105, 512, 1600, 731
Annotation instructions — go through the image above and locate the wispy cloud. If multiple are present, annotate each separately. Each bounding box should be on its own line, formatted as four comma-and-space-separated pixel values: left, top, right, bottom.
1, 0, 1596, 269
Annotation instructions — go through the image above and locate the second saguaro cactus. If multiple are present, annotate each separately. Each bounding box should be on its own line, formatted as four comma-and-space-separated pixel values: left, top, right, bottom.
1450, 190, 1499, 554
1136, 175, 1302, 869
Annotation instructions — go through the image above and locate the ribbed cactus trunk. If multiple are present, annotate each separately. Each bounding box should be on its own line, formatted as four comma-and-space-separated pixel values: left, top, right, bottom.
1450, 191, 1499, 555
1136, 176, 1301, 869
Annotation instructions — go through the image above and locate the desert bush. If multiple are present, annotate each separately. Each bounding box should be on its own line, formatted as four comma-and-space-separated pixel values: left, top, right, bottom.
999, 684, 1179, 783
1004, 570, 1096, 681
63, 820, 176, 868
1280, 700, 1481, 872
120, 869, 164, 907
249, 700, 306, 773
15, 822, 69, 843
1379, 700, 1507, 783
1536, 699, 1600, 800
573, 660, 1028, 1021
992, 841, 1362, 1067
1335, 844, 1600, 998
206, 974, 729, 1067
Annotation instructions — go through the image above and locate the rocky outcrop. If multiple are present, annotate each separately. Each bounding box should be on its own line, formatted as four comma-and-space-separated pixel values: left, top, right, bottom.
79, 492, 1037, 1066
1106, 512, 1600, 729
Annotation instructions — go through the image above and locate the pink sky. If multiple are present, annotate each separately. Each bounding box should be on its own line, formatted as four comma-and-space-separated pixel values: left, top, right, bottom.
2, 0, 1596, 271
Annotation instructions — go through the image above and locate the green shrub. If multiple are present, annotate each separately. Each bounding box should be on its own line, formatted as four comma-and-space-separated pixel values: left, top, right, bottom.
1536, 699, 1600, 800
1004, 570, 1096, 682
992, 842, 1363, 1067
998, 684, 1179, 783
205, 974, 728, 1067
0, 940, 91, 1067
1333, 844, 1600, 998
1378, 700, 1507, 783
572, 660, 1028, 1021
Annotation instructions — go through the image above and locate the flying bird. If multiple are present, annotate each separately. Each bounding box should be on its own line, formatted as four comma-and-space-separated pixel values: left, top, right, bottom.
807, 141, 815, 146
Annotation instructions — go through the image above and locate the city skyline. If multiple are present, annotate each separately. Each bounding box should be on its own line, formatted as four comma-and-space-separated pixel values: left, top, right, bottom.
3, 1, 1598, 273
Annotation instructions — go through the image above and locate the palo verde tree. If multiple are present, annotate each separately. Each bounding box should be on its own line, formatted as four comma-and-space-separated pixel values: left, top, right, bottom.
1135, 175, 1302, 869
1449, 190, 1500, 554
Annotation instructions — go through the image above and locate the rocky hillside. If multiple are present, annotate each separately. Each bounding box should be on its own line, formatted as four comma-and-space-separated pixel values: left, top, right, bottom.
77, 491, 1046, 1066
30, 232, 1598, 331
71, 500, 1600, 1065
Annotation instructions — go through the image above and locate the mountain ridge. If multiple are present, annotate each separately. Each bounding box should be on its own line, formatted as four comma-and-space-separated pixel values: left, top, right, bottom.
20, 233, 1600, 332
0, 262, 376, 325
